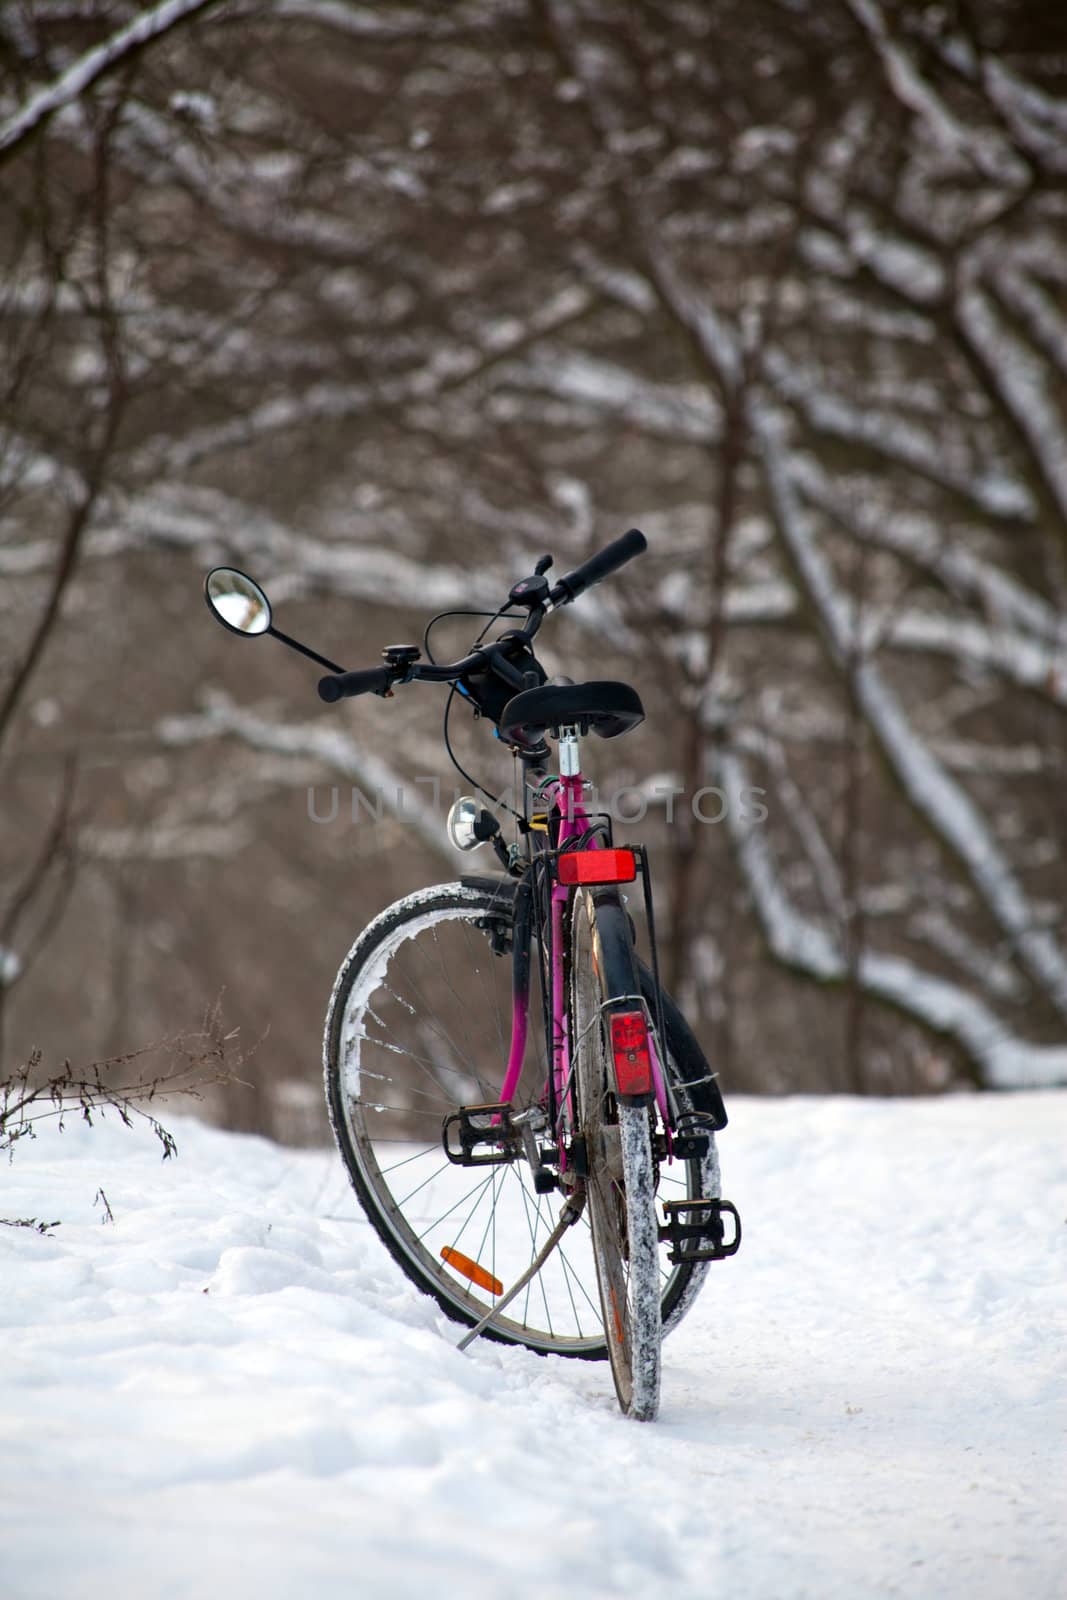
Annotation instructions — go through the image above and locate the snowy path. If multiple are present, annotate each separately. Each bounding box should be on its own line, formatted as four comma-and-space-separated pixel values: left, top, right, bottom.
1, 1095, 1064, 1600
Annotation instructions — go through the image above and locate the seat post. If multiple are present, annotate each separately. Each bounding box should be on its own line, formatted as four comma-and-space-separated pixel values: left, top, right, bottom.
558, 724, 581, 778
556, 724, 584, 836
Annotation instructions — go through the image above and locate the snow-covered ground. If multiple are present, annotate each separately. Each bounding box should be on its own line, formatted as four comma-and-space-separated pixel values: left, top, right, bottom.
1, 1093, 1064, 1600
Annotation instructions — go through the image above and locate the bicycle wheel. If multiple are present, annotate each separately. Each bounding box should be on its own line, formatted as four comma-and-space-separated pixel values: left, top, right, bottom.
570, 887, 661, 1418
324, 880, 722, 1360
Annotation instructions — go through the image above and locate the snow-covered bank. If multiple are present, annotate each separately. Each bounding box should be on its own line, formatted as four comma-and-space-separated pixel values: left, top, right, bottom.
1, 1094, 1064, 1600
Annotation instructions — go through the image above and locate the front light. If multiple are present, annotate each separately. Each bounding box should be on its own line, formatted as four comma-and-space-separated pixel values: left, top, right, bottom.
447, 796, 484, 851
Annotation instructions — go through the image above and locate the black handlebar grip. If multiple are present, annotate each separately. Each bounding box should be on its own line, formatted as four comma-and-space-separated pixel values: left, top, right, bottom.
551, 528, 648, 605
318, 665, 393, 702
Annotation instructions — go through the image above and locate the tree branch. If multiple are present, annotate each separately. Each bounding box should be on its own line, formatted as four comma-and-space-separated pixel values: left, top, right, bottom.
0, 0, 225, 165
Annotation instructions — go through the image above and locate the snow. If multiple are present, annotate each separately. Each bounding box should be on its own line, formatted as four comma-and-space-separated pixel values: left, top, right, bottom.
0, 0, 220, 157
719, 743, 1067, 1088
846, 224, 946, 304
983, 60, 1067, 171
762, 349, 1033, 520
571, 245, 657, 313
1, 1098, 1064, 1599
160, 694, 469, 869
844, 0, 1027, 186
132, 289, 592, 475
791, 460, 1061, 643
642, 233, 743, 389
996, 265, 1067, 375
957, 281, 1067, 526
726, 726, 1067, 1088
749, 417, 1067, 1025
853, 665, 1067, 1020
261, 0, 468, 38
510, 350, 719, 443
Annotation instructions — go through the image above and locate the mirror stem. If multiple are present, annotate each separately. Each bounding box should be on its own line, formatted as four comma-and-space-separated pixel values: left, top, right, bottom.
267, 626, 345, 675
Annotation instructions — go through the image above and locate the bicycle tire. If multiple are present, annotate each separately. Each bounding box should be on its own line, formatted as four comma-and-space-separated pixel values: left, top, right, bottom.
570, 887, 661, 1418
323, 880, 721, 1359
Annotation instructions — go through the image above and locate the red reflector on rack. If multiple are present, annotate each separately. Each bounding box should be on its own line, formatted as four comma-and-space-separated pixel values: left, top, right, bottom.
557, 848, 637, 885
610, 1010, 652, 1095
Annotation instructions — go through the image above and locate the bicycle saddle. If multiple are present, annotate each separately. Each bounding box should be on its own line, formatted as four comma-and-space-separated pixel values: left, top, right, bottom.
499, 680, 645, 746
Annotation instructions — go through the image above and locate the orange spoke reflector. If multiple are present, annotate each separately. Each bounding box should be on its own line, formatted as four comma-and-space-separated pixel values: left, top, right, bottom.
557, 848, 637, 885
608, 1285, 626, 1346
610, 1010, 653, 1095
440, 1246, 504, 1296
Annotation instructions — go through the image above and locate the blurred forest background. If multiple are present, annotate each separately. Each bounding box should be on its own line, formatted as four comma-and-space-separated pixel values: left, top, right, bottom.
3, 0, 1067, 1142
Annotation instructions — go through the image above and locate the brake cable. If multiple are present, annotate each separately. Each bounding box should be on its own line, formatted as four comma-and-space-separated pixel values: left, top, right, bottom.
436, 603, 528, 822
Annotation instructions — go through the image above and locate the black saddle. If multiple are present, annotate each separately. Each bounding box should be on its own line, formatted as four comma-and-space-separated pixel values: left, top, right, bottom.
499, 680, 644, 748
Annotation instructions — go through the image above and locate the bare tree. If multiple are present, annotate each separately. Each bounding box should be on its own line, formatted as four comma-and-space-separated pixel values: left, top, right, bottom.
2, 0, 1066, 1133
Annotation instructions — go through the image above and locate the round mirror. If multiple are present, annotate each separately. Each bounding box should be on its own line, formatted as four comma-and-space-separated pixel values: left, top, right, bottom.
205, 568, 272, 636
446, 796, 486, 852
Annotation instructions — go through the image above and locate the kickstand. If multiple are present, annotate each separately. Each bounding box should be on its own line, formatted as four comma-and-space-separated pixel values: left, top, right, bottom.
456, 1191, 586, 1353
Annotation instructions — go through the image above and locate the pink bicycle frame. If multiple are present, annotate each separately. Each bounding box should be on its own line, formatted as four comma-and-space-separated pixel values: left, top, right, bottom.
495, 732, 670, 1156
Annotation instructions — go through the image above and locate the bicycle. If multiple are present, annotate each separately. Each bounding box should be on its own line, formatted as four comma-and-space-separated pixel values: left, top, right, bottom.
205, 530, 740, 1420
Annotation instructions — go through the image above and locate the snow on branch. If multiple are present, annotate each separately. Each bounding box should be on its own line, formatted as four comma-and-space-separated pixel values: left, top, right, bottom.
928, 741, 1054, 778
877, 611, 1067, 712
792, 459, 1061, 644
981, 60, 1067, 174
570, 246, 657, 315
638, 235, 742, 393
132, 288, 593, 476
763, 348, 1033, 523
717, 747, 1067, 1088
994, 265, 1067, 382
956, 278, 1067, 534
501, 349, 720, 444
734, 726, 847, 926
258, 0, 480, 36
81, 821, 252, 862
908, 907, 1025, 1005
89, 483, 485, 611
0, 480, 626, 660
158, 692, 466, 869
721, 581, 1067, 713
0, 0, 224, 163
114, 102, 404, 263
721, 486, 1067, 707
0, 431, 86, 502
752, 404, 1067, 1023
831, 217, 946, 307
844, 0, 1028, 185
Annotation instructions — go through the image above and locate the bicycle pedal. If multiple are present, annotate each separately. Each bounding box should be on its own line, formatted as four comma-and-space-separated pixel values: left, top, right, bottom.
442, 1102, 520, 1167
660, 1198, 741, 1264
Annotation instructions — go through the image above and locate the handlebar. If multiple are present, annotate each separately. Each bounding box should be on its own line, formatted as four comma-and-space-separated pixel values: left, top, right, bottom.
549, 527, 647, 606
317, 664, 394, 702
317, 527, 648, 703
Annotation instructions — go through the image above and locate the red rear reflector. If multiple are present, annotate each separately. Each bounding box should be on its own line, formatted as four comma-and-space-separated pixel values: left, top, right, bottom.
610, 1010, 652, 1095
557, 848, 637, 885
440, 1246, 504, 1296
